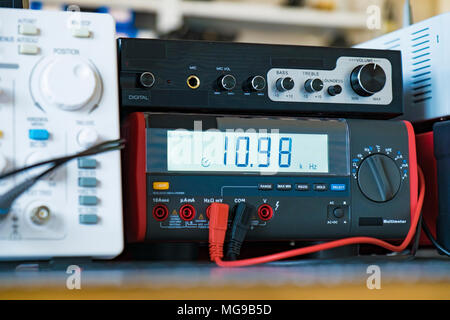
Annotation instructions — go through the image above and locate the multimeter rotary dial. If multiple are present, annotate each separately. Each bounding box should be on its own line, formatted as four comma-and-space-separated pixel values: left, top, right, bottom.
357, 154, 401, 202
352, 147, 407, 203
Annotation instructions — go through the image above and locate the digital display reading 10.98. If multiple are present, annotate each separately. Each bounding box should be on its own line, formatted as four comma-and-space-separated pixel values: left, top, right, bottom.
167, 131, 329, 173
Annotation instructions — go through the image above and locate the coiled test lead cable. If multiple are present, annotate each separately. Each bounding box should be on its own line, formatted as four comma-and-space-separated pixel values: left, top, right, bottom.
0, 139, 125, 216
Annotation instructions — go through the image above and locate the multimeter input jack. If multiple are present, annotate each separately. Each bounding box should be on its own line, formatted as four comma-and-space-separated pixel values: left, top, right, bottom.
186, 75, 200, 89
152, 204, 169, 221
257, 204, 273, 221
179, 204, 196, 221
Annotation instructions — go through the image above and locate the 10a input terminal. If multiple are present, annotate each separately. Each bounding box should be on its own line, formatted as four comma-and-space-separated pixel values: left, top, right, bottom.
257, 204, 273, 221
152, 204, 169, 221
186, 75, 200, 89
179, 204, 196, 221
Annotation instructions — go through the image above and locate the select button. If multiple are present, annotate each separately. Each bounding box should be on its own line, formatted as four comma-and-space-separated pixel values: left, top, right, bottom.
331, 184, 346, 191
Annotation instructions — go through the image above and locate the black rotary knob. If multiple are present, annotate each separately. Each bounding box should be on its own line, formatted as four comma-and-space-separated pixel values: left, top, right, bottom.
350, 63, 386, 97
247, 75, 266, 91
276, 77, 295, 92
218, 74, 237, 91
327, 85, 342, 96
304, 78, 324, 93
357, 154, 401, 202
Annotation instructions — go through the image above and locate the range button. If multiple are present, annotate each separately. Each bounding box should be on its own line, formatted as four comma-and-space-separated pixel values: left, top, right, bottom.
258, 183, 273, 191
276, 183, 292, 191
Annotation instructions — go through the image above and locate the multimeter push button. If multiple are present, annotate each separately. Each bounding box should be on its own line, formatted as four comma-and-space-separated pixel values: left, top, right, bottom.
153, 181, 169, 190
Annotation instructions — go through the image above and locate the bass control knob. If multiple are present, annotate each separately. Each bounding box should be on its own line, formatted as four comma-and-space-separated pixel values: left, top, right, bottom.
357, 154, 401, 202
350, 63, 386, 97
218, 74, 236, 91
276, 77, 294, 92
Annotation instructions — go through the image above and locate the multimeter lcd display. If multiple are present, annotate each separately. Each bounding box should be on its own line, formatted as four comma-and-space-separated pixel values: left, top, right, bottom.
146, 115, 349, 176
167, 131, 328, 173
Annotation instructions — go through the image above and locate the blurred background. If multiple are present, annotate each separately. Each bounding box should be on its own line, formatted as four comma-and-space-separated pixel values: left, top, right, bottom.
28, 0, 450, 47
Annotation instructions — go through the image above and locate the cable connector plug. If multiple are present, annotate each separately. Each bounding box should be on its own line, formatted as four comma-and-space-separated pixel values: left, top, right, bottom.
208, 203, 230, 262
226, 203, 255, 260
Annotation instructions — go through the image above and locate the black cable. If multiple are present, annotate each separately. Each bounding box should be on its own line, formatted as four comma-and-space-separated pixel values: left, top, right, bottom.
0, 139, 125, 215
0, 139, 125, 180
226, 203, 254, 260
422, 219, 450, 257
408, 210, 423, 257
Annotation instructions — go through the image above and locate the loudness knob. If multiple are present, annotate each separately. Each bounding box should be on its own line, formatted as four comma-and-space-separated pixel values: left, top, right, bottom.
357, 154, 401, 202
350, 63, 386, 97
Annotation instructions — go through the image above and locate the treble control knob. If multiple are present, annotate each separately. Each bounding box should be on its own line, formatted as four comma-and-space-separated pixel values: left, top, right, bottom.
304, 78, 323, 93
350, 63, 386, 97
218, 74, 236, 91
276, 77, 294, 92
357, 154, 401, 202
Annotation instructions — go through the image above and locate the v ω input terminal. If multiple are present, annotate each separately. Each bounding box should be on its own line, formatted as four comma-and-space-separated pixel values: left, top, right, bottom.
186, 75, 200, 89
257, 204, 273, 221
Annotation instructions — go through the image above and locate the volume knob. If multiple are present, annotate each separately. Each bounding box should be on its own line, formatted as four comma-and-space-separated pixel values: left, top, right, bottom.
357, 154, 401, 202
350, 63, 386, 97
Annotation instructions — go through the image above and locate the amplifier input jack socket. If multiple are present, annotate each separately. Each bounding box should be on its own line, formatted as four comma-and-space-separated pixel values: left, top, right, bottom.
257, 204, 273, 221
187, 75, 200, 89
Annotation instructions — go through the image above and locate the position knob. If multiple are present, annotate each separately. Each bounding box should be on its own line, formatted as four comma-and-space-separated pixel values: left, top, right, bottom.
247, 75, 266, 91
357, 154, 401, 202
276, 77, 294, 92
33, 55, 102, 111
218, 74, 236, 91
304, 78, 323, 93
350, 63, 386, 97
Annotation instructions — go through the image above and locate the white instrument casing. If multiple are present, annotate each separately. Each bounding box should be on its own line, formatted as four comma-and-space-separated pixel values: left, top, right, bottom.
0, 8, 123, 260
